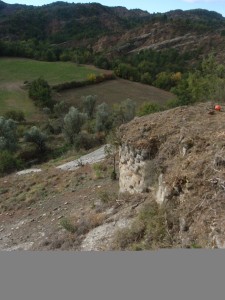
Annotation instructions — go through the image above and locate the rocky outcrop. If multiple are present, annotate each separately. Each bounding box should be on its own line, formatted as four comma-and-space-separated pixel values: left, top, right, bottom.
119, 136, 159, 194
118, 103, 225, 248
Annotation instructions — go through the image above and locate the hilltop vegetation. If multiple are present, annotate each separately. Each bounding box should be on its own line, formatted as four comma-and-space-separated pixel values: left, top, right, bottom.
1, 2, 225, 251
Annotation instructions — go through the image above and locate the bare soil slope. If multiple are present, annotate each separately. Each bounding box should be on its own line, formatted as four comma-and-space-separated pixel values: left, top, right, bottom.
1, 102, 225, 250
119, 102, 225, 248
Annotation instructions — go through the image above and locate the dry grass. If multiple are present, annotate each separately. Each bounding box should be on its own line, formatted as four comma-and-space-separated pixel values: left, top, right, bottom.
112, 201, 172, 251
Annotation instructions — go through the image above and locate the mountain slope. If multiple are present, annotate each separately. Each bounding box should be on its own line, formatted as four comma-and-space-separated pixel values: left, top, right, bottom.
1, 1, 225, 60
118, 102, 225, 249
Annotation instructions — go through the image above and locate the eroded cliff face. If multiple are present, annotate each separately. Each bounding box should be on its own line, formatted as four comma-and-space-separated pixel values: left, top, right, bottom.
118, 103, 225, 248
119, 137, 159, 194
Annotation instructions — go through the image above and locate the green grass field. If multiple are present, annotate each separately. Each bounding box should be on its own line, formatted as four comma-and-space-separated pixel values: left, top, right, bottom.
0, 88, 46, 121
0, 57, 176, 120
0, 58, 101, 119
0, 58, 100, 84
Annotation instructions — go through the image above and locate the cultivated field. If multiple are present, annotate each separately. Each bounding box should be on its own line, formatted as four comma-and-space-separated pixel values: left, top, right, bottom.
58, 78, 176, 109
0, 58, 101, 119
0, 58, 100, 84
0, 57, 176, 120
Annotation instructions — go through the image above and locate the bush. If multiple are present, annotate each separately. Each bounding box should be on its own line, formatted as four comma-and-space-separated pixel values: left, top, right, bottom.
76, 132, 100, 150
112, 220, 145, 250
53, 100, 69, 118
24, 126, 47, 153
28, 77, 53, 108
63, 107, 87, 145
87, 73, 97, 82
137, 102, 162, 116
0, 116, 18, 152
112, 202, 171, 250
60, 217, 77, 234
0, 151, 22, 175
95, 103, 112, 133
166, 98, 183, 108
4, 110, 25, 122
82, 95, 97, 119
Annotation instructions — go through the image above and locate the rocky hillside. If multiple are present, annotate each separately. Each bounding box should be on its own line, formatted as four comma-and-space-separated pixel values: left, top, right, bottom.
1, 1, 225, 60
119, 102, 225, 249
1, 102, 225, 250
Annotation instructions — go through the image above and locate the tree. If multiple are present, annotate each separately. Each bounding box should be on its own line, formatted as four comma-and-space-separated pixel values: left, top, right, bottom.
0, 151, 22, 175
120, 98, 136, 123
141, 72, 152, 85
24, 126, 47, 153
53, 100, 69, 118
28, 77, 53, 108
172, 54, 225, 105
113, 98, 136, 125
105, 129, 121, 180
82, 95, 97, 119
0, 117, 18, 152
95, 103, 112, 133
153, 72, 173, 90
63, 107, 87, 145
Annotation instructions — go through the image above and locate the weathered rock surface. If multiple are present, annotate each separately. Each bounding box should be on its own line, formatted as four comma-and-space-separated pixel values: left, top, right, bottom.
118, 102, 225, 248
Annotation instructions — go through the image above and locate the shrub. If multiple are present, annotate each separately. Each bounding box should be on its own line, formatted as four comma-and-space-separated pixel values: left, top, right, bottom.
113, 98, 136, 125
82, 95, 97, 119
0, 151, 22, 175
53, 100, 69, 118
137, 102, 162, 116
92, 163, 106, 179
24, 126, 47, 153
63, 107, 87, 145
87, 73, 97, 82
166, 98, 183, 108
28, 77, 53, 108
112, 220, 145, 250
112, 202, 171, 250
95, 103, 112, 133
4, 110, 25, 122
76, 132, 99, 150
60, 217, 77, 234
141, 72, 152, 85
0, 116, 18, 152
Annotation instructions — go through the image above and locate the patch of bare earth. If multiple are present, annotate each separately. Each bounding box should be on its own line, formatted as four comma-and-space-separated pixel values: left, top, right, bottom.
0, 149, 146, 251
56, 78, 175, 109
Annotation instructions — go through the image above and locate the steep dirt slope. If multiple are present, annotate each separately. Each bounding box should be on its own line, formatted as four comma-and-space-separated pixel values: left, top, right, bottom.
1, 102, 225, 250
0, 150, 141, 251
119, 102, 225, 248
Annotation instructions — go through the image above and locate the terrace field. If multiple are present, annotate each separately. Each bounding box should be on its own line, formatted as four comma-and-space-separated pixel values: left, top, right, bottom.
58, 78, 176, 110
0, 58, 100, 84
0, 58, 176, 120
0, 58, 101, 119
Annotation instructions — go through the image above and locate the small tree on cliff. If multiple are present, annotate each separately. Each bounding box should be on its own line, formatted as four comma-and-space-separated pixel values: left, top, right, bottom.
105, 129, 121, 180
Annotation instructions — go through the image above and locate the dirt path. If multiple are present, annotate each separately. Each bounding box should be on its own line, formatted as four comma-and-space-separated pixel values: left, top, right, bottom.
56, 145, 108, 171
16, 145, 108, 175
